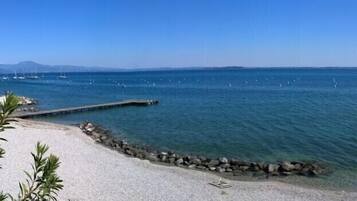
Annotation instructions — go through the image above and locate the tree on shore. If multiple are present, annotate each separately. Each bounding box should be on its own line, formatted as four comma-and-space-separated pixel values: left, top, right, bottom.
0, 93, 63, 201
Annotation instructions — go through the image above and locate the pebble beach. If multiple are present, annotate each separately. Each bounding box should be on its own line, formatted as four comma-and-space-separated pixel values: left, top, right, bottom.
0, 119, 355, 201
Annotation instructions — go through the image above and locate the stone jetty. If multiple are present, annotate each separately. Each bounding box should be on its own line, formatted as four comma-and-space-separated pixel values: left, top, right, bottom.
80, 122, 329, 178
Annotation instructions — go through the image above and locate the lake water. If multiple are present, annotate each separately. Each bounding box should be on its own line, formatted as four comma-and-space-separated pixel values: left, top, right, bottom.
1, 68, 357, 190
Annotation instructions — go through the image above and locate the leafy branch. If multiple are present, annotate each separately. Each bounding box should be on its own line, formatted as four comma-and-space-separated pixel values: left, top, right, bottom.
0, 93, 63, 201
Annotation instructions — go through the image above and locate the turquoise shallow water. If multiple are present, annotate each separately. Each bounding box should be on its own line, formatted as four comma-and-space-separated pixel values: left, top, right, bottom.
1, 68, 357, 190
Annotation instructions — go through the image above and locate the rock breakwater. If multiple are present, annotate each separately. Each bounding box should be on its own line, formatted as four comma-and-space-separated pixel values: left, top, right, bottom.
80, 122, 329, 178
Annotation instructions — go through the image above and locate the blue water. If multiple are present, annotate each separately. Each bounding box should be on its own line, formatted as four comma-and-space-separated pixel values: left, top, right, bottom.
1, 68, 357, 190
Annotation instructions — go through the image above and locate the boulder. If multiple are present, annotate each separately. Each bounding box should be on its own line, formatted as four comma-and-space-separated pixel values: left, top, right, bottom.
239, 165, 250, 171
175, 158, 184, 166
84, 123, 95, 132
168, 157, 176, 164
209, 167, 216, 171
124, 148, 134, 156
219, 157, 229, 164
267, 164, 279, 173
206, 159, 220, 167
188, 164, 196, 169
160, 155, 167, 162
280, 161, 295, 172
144, 153, 159, 162
191, 158, 202, 165
216, 167, 225, 173
196, 165, 206, 170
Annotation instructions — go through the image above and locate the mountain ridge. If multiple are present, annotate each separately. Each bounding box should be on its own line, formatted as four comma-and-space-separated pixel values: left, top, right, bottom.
0, 61, 120, 73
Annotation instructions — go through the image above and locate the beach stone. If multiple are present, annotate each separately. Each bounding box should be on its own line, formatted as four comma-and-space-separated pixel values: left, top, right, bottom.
196, 165, 206, 170
219, 164, 230, 169
281, 171, 292, 176
280, 161, 295, 172
271, 172, 280, 176
219, 157, 229, 164
209, 167, 216, 171
294, 163, 303, 171
267, 164, 279, 173
233, 170, 243, 176
239, 166, 250, 171
250, 163, 261, 171
239, 161, 251, 166
191, 158, 202, 165
198, 156, 207, 162
207, 159, 220, 167
84, 123, 95, 132
92, 132, 101, 139
257, 162, 265, 169
188, 164, 196, 169
100, 135, 108, 141
144, 153, 159, 162
253, 171, 266, 177
183, 161, 190, 166
299, 167, 313, 176
216, 167, 225, 173
230, 159, 240, 166
175, 158, 184, 166
168, 157, 176, 164
183, 155, 191, 162
124, 148, 134, 156
160, 155, 167, 162
226, 168, 233, 172
103, 138, 114, 147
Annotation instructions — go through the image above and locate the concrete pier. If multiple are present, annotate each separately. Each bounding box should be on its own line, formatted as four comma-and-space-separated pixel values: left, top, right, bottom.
12, 99, 159, 119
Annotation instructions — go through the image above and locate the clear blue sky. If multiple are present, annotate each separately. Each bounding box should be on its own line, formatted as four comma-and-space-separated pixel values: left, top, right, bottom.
0, 0, 356, 67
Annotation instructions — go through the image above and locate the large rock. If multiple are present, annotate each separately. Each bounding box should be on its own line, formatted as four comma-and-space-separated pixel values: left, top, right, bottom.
144, 153, 159, 162
216, 167, 225, 173
280, 161, 295, 172
219, 157, 229, 164
191, 158, 202, 165
206, 159, 220, 167
84, 123, 95, 132
175, 158, 184, 166
267, 164, 279, 173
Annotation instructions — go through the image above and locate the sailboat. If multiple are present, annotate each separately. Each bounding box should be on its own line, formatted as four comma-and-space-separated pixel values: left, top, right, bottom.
28, 75, 39, 79
28, 72, 39, 79
18, 73, 26, 80
28, 67, 40, 79
13, 71, 18, 80
58, 73, 67, 79
58, 71, 67, 79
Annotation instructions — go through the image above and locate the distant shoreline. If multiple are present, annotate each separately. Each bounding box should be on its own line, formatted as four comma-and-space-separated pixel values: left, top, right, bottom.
1, 60, 357, 75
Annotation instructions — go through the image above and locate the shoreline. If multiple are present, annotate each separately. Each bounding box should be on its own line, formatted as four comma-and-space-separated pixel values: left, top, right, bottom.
0, 119, 356, 201
78, 122, 329, 178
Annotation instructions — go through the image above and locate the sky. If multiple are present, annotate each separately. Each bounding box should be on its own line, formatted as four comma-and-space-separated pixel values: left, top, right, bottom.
0, 0, 357, 68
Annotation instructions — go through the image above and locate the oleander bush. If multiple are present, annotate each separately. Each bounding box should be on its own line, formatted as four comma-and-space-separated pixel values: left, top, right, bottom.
0, 93, 63, 201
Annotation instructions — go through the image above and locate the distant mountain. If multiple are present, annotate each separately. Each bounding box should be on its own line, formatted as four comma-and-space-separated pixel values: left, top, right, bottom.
0, 61, 119, 74
0, 61, 248, 74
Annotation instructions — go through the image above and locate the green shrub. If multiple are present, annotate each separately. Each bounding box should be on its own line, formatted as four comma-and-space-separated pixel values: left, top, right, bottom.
0, 93, 63, 201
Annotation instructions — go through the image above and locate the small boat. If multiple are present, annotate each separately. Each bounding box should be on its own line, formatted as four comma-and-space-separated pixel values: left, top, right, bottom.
27, 75, 39, 79
13, 71, 18, 79
17, 73, 26, 80
58, 75, 67, 79
1, 76, 9, 80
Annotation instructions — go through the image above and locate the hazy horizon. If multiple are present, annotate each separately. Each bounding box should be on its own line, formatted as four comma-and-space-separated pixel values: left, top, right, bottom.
1, 0, 357, 68
2, 60, 357, 70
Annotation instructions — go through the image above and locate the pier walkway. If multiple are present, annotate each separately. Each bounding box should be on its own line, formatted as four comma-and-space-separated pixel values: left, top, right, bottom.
12, 99, 159, 119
